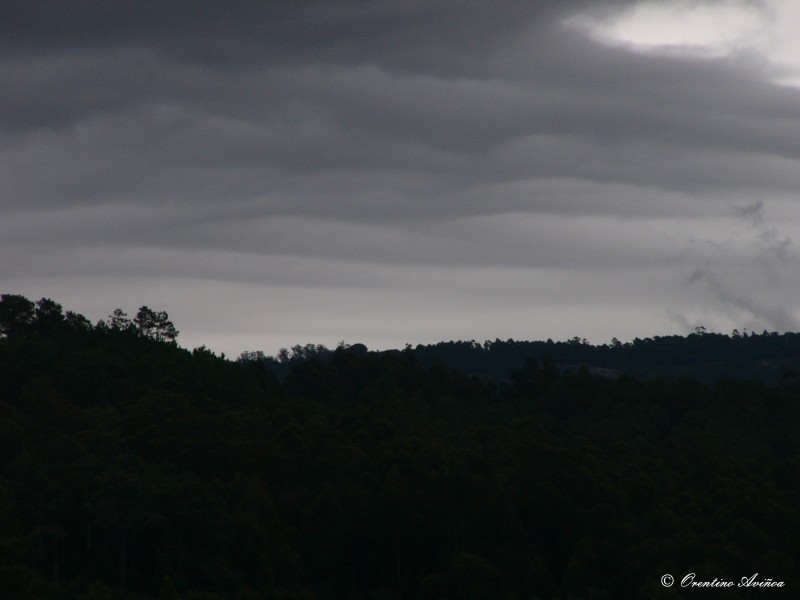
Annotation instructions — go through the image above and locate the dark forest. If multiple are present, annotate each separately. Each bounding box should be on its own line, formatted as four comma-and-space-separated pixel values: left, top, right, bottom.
1, 294, 797, 599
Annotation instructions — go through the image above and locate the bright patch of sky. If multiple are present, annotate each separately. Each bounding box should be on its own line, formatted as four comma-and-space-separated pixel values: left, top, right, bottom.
566, 0, 800, 86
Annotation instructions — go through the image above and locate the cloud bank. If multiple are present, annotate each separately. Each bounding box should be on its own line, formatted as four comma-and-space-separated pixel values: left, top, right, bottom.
3, 0, 800, 355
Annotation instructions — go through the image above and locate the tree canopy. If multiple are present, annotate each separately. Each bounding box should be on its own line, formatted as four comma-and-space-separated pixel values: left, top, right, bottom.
0, 293, 797, 599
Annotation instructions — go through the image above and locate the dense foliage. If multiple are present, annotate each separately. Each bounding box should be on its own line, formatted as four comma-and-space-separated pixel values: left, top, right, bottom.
1, 295, 798, 599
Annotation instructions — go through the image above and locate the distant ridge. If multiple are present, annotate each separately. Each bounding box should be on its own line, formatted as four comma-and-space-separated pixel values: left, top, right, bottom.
410, 333, 800, 384
246, 331, 800, 384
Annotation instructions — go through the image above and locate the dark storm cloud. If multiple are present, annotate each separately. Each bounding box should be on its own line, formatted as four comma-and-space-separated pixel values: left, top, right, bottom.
3, 0, 800, 352
5, 50, 800, 222
0, 1, 577, 69
4, 0, 797, 221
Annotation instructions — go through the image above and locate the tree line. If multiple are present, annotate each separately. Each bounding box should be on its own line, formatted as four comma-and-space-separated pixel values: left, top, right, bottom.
410, 332, 800, 383
0, 295, 177, 343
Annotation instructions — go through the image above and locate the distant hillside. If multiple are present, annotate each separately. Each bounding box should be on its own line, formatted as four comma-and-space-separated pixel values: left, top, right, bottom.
410, 332, 800, 384
250, 331, 800, 384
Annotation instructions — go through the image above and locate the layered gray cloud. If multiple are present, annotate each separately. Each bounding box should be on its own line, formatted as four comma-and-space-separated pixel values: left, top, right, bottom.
3, 0, 799, 354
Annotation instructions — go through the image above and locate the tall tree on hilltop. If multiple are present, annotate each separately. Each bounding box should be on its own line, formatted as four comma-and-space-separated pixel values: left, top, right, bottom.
0, 294, 35, 339
33, 298, 65, 334
106, 309, 132, 332
133, 306, 178, 342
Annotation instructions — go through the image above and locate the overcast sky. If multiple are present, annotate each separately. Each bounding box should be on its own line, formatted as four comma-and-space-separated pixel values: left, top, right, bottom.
4, 0, 800, 357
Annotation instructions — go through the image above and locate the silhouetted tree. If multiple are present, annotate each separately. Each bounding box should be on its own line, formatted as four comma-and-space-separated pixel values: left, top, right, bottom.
106, 309, 132, 332
133, 306, 178, 342
0, 294, 35, 339
32, 298, 65, 333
